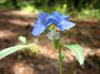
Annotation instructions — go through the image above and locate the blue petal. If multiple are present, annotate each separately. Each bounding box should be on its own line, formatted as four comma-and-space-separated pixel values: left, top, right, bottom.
38, 12, 49, 20
52, 12, 62, 23
46, 15, 57, 25
38, 12, 51, 26
58, 20, 75, 31
32, 20, 46, 36
62, 15, 70, 20
38, 12, 54, 27
32, 12, 53, 36
52, 11, 69, 21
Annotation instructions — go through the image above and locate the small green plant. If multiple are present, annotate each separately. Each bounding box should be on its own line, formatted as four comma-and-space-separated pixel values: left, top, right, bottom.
0, 11, 85, 74
32, 11, 85, 74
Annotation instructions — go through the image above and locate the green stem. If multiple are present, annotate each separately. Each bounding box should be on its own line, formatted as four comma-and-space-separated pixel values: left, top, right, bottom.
58, 48, 63, 74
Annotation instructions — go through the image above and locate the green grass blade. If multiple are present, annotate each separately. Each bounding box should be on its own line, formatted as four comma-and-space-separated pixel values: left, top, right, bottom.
64, 44, 85, 65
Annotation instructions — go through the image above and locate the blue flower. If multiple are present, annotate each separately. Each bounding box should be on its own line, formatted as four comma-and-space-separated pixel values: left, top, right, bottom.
32, 12, 53, 36
32, 11, 75, 36
51, 12, 75, 31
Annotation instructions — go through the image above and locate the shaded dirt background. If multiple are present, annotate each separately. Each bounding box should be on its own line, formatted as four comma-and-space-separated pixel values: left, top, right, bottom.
0, 9, 100, 74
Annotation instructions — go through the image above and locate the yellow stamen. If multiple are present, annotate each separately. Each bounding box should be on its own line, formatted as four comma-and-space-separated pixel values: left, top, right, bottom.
49, 24, 57, 30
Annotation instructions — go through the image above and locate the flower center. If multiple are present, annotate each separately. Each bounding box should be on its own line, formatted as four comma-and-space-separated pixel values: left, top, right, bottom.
49, 24, 57, 30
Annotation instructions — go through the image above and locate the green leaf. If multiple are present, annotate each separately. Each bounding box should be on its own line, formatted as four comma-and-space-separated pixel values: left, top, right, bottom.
64, 44, 85, 65
18, 36, 27, 44
0, 43, 40, 59
0, 44, 26, 59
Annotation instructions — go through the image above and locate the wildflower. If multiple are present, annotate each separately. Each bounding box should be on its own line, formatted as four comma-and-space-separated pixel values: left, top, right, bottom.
32, 12, 53, 36
32, 11, 75, 36
51, 12, 75, 31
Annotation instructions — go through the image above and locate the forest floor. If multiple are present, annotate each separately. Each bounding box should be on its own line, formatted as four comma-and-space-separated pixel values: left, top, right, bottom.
0, 9, 100, 74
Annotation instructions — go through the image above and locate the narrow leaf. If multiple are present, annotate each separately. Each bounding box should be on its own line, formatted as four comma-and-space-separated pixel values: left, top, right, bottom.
64, 44, 85, 65
0, 44, 26, 59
